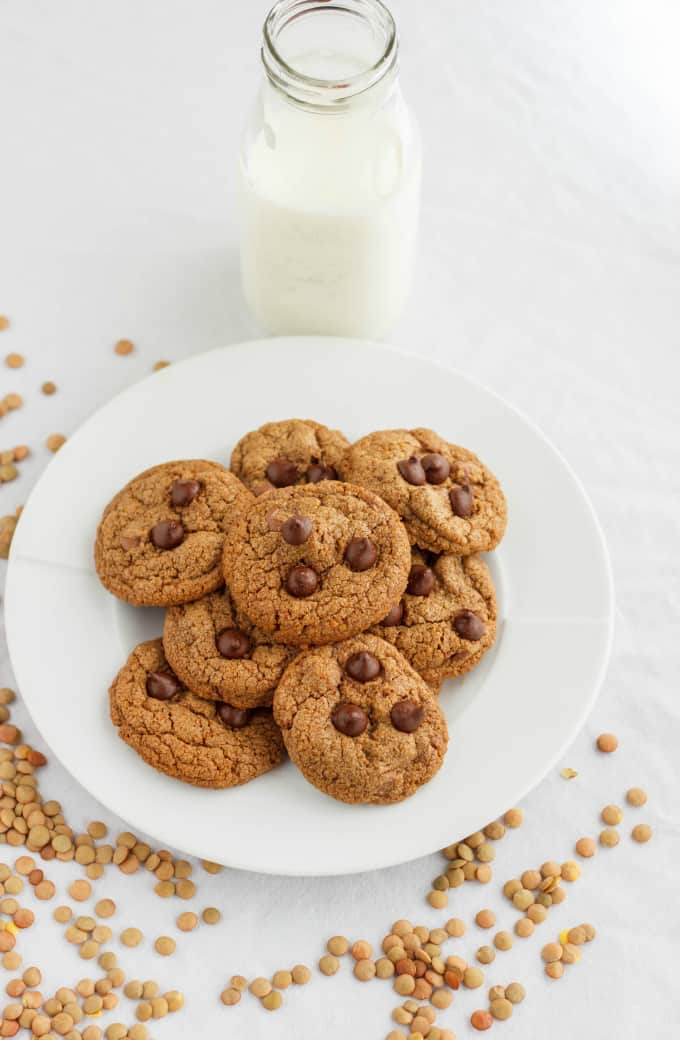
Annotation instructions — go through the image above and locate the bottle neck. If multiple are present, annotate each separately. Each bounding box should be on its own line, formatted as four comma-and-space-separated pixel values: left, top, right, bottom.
261, 0, 399, 113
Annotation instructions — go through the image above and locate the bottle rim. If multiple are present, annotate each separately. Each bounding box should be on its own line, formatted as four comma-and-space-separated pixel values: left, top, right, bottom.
262, 0, 398, 109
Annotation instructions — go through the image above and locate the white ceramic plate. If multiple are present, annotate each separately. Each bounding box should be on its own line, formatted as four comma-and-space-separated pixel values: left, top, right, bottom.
5, 338, 613, 876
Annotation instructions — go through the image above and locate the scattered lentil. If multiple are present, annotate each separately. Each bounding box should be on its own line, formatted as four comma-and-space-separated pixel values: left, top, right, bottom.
319, 955, 339, 976
121, 928, 143, 947
177, 912, 198, 932
154, 936, 175, 956
114, 340, 134, 356
632, 824, 652, 843
4, 354, 23, 369
601, 805, 623, 826
471, 1010, 493, 1031
354, 959, 376, 981
490, 998, 513, 1021
263, 990, 283, 1011
599, 829, 620, 848
46, 434, 66, 453
575, 837, 596, 858
626, 787, 647, 807
596, 733, 618, 753
250, 978, 272, 998
561, 861, 580, 881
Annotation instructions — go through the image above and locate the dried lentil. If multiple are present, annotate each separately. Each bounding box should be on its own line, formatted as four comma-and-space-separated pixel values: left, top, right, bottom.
626, 787, 647, 807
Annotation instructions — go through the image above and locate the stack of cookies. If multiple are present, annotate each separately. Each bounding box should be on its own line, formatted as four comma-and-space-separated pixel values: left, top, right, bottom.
96, 420, 506, 805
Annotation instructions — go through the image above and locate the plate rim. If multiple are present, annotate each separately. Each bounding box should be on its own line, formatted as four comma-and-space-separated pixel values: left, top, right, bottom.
5, 337, 615, 876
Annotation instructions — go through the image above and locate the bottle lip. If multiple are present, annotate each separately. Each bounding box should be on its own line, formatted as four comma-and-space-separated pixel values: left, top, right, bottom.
262, 0, 399, 109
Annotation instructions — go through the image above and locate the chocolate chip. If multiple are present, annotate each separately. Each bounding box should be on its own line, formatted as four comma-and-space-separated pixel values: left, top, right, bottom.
119, 534, 140, 550
421, 453, 450, 485
397, 456, 426, 486
281, 515, 313, 546
150, 520, 184, 550
344, 537, 378, 572
345, 652, 382, 683
306, 463, 337, 483
453, 611, 486, 640
170, 479, 201, 507
381, 602, 405, 626
390, 699, 424, 733
266, 457, 299, 487
407, 564, 435, 597
217, 703, 252, 729
216, 628, 251, 659
331, 702, 369, 737
449, 485, 473, 517
285, 564, 318, 598
146, 671, 182, 701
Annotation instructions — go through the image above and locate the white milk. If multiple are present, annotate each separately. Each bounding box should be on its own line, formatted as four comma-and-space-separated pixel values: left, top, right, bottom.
239, 48, 422, 338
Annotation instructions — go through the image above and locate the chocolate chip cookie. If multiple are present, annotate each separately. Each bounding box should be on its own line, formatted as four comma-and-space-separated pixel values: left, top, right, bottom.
109, 640, 284, 787
273, 634, 448, 804
371, 550, 497, 686
341, 428, 506, 555
230, 418, 349, 495
163, 586, 297, 708
223, 481, 411, 646
95, 460, 253, 606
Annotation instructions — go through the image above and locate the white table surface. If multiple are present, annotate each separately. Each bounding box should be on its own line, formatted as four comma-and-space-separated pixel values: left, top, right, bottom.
1, 1, 678, 1038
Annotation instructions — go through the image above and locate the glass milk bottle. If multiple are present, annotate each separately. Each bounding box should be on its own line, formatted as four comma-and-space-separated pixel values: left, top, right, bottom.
239, 0, 422, 339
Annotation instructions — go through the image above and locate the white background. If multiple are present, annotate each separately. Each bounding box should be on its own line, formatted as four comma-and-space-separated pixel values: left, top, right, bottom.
1, 1, 679, 1038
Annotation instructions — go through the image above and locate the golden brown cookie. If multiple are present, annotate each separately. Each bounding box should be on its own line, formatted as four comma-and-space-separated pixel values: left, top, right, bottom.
163, 586, 297, 708
341, 428, 506, 555
371, 550, 497, 686
273, 634, 448, 804
223, 481, 411, 646
230, 418, 349, 494
95, 460, 253, 606
109, 640, 284, 788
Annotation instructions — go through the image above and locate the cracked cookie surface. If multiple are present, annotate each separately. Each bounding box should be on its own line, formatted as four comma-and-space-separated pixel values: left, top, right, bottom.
371, 550, 497, 686
163, 586, 297, 709
273, 634, 448, 804
109, 639, 284, 788
230, 418, 349, 495
222, 481, 411, 646
95, 459, 253, 606
341, 428, 506, 555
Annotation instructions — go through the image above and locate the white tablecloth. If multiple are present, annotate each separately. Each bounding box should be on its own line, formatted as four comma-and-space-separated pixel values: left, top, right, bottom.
1, 1, 678, 1037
